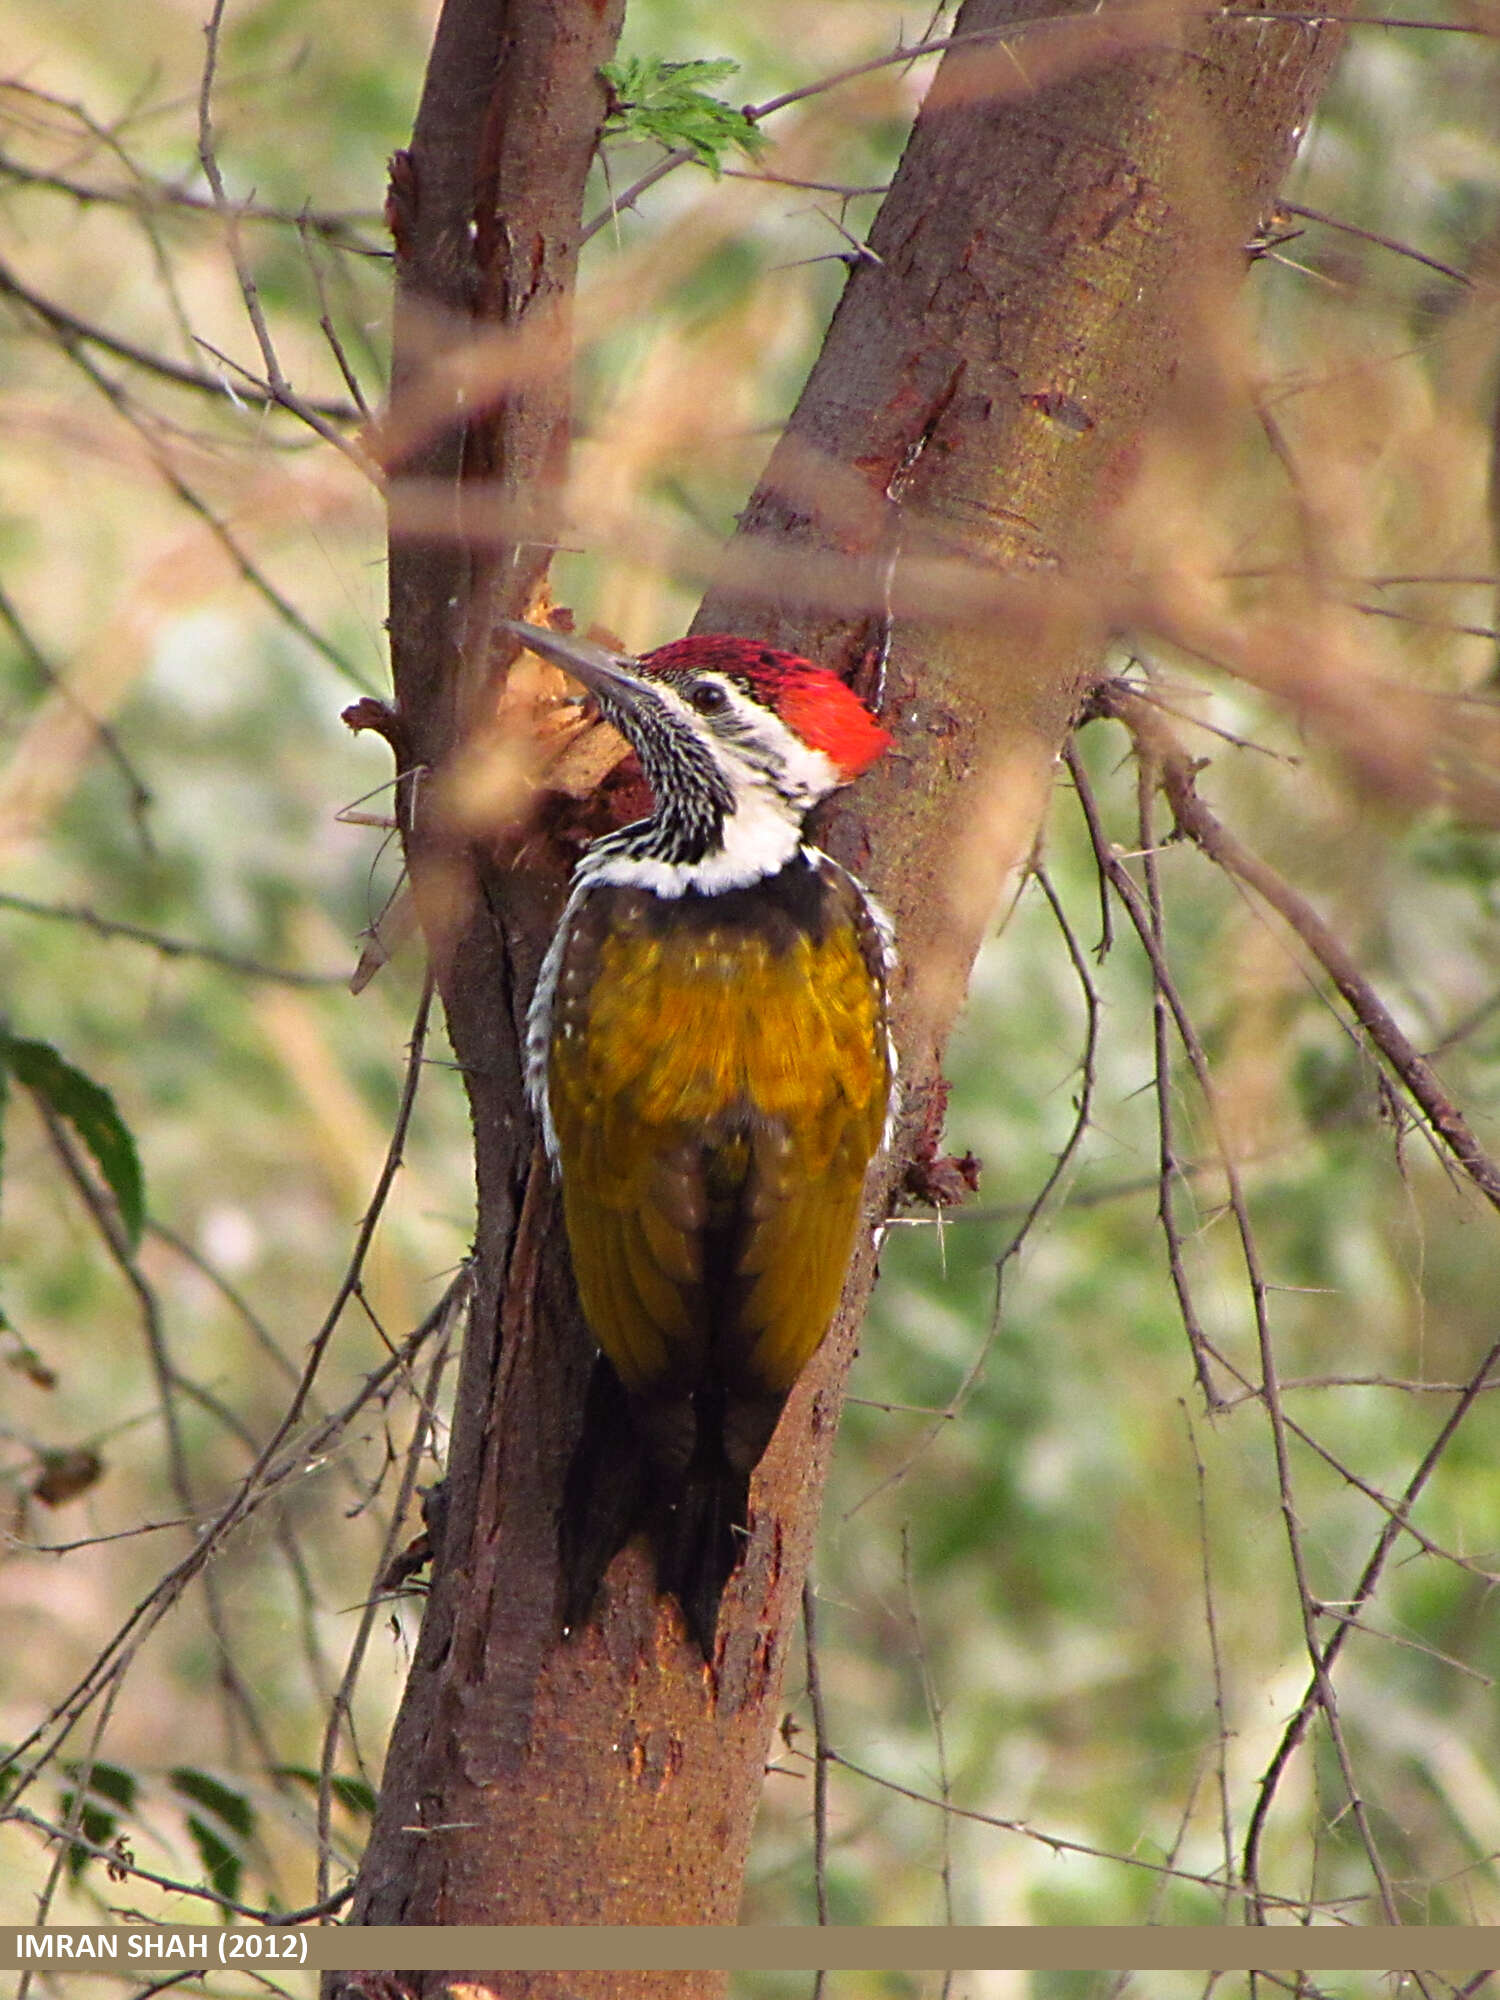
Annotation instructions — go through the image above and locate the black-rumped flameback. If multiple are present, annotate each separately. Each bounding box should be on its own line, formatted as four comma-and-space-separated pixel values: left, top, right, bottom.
504, 619, 896, 1658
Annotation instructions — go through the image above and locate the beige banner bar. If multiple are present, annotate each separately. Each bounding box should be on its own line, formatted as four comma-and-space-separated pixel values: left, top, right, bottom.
3, 1927, 1499, 1974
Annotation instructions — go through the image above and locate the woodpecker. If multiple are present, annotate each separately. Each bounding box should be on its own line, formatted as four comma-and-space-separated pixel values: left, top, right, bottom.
502, 618, 896, 1657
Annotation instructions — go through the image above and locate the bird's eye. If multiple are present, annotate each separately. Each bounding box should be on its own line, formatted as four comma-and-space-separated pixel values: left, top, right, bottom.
686, 679, 729, 716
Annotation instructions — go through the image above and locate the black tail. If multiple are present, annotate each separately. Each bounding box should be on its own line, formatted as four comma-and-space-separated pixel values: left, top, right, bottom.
560, 1356, 762, 1658
559, 1359, 651, 1640
652, 1459, 750, 1659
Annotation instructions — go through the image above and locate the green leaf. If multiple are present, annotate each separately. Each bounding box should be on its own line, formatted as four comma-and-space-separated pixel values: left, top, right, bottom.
184, 1815, 243, 1903
65, 1760, 138, 1810
1408, 822, 1500, 891
169, 1767, 256, 1840
601, 56, 768, 176
60, 1799, 117, 1881
272, 1763, 377, 1817
0, 1034, 144, 1250
170, 1771, 253, 1907
329, 1774, 377, 1817
59, 1763, 138, 1882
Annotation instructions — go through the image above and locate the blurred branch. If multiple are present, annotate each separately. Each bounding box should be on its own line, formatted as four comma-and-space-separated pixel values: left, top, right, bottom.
1244, 1312, 1500, 1899
0, 143, 382, 248
316, 1296, 460, 1905
1429, 987, 1500, 1057
0, 580, 154, 842
1182, 1404, 1239, 1918
1096, 679, 1500, 1216
33, 1099, 291, 1781
5, 1803, 353, 1925
146, 1218, 298, 1381
52, 336, 377, 691
1278, 199, 1475, 288
1221, 9, 1497, 25
0, 255, 362, 425
0, 890, 350, 987
1066, 729, 1404, 1927
818, 1748, 1358, 1917
0, 976, 443, 1816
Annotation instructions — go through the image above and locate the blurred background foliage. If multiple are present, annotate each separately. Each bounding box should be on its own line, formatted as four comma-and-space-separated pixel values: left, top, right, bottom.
3, 0, 1500, 1995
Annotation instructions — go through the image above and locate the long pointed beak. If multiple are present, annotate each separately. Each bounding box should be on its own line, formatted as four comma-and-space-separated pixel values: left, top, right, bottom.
498, 619, 645, 705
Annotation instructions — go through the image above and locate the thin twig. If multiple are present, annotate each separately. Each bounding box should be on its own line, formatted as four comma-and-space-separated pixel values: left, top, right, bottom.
845, 855, 1100, 1519
33, 1104, 289, 1783
51, 336, 376, 691
197, 0, 283, 396
19, 1673, 130, 1991
801, 1578, 832, 1938
1133, 744, 1224, 1404
0, 579, 154, 841
0, 1277, 455, 1815
0, 890, 349, 986
0, 976, 439, 1809
194, 1, 380, 477
300, 219, 375, 418
0, 144, 381, 245
1181, 1402, 1239, 1919
1098, 681, 1500, 1216
1070, 727, 1406, 1930
817, 1749, 1363, 1918
1278, 200, 1474, 288
6, 1805, 353, 1925
315, 1283, 463, 1902
900, 1530, 955, 1946
0, 255, 361, 424
1242, 1316, 1500, 1898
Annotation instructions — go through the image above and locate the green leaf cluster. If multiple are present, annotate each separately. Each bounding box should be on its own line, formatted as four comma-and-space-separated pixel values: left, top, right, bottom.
601, 56, 769, 175
46, 1756, 376, 1909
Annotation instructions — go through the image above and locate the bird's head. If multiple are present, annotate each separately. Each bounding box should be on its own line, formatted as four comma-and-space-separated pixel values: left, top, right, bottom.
503, 620, 891, 886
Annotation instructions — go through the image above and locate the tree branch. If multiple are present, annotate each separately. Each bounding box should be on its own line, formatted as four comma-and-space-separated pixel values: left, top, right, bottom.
345, 0, 1355, 1964
1095, 678, 1500, 1215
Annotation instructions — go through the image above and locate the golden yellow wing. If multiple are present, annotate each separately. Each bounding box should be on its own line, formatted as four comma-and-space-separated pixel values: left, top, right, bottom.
547, 868, 890, 1423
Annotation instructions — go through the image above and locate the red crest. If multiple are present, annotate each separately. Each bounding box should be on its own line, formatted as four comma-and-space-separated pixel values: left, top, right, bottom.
642, 636, 891, 781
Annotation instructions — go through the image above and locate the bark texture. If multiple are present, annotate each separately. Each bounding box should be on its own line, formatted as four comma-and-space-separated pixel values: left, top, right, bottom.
338, 0, 1350, 1983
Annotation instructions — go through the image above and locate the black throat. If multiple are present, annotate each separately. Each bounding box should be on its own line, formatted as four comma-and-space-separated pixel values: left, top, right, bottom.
590, 684, 739, 867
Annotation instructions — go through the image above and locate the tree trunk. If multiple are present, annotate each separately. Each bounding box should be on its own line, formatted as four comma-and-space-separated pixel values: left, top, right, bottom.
337, 0, 1349, 1981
